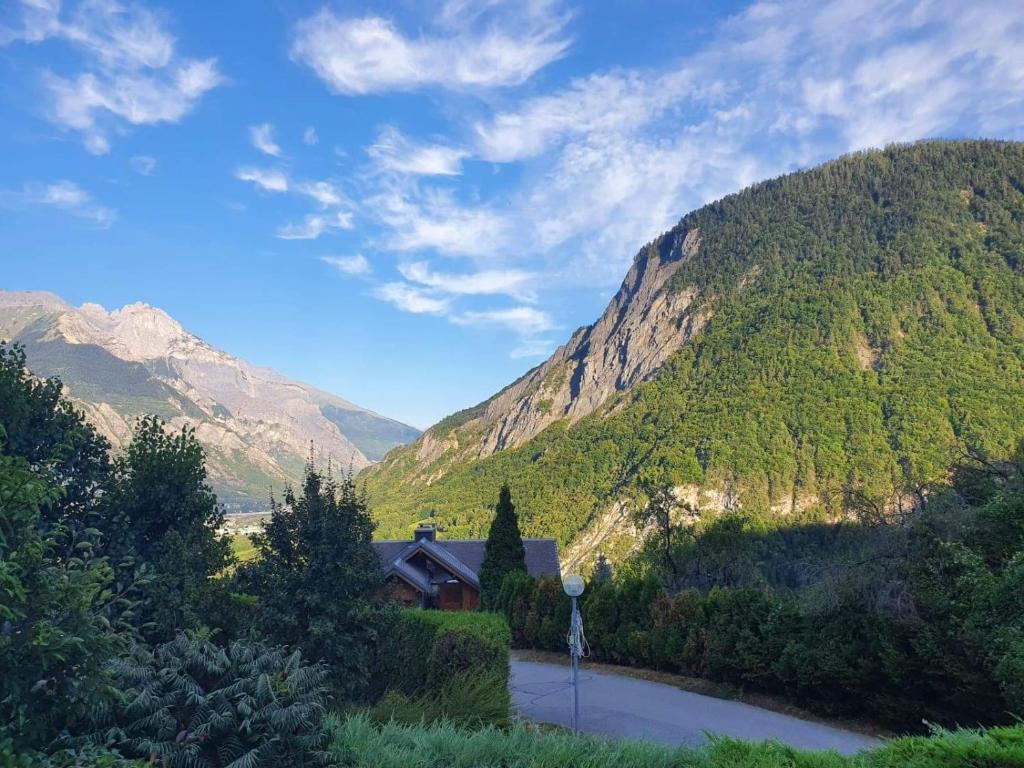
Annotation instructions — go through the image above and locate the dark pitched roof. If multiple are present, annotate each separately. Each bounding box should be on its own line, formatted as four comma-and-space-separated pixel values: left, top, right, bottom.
372, 537, 560, 586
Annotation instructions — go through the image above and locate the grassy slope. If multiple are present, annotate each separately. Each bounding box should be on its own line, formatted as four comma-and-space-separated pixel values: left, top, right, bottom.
328, 715, 1024, 768
363, 141, 1024, 553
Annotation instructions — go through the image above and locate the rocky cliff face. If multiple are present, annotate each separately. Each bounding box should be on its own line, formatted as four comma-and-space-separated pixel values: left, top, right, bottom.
0, 291, 419, 510
409, 226, 708, 472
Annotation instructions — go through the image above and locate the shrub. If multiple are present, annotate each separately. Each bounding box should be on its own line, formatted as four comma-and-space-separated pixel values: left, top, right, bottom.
368, 670, 511, 728
374, 610, 511, 700
98, 633, 329, 768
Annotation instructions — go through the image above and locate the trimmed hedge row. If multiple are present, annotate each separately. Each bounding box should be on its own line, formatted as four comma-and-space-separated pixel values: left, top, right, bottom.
373, 609, 511, 699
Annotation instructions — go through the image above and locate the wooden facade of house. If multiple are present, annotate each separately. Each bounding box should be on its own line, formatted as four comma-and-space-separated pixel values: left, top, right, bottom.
373, 525, 560, 611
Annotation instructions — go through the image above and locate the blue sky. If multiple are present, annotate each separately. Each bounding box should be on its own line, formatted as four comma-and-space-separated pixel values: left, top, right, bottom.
2, 1, 1023, 429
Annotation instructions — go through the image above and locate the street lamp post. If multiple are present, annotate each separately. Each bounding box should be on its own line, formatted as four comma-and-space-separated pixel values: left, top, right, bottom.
562, 574, 586, 734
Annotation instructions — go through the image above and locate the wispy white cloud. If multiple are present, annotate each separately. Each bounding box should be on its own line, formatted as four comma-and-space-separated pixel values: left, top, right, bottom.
296, 180, 343, 207
130, 154, 156, 174
277, 211, 354, 240
370, 185, 510, 258
20, 179, 116, 227
4, 0, 223, 153
399, 261, 535, 301
303, 125, 318, 145
249, 122, 282, 157
510, 337, 556, 359
373, 282, 451, 315
368, 126, 467, 176
234, 166, 353, 238
454, 0, 1024, 285
235, 166, 288, 193
290, 0, 571, 95
322, 254, 371, 276
451, 305, 554, 336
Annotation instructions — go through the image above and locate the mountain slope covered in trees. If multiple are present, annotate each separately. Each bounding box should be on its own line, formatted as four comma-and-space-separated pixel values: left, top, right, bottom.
0, 292, 420, 510
363, 140, 1024, 568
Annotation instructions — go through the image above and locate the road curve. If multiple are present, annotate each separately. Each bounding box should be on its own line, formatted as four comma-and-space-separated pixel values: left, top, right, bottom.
510, 659, 880, 756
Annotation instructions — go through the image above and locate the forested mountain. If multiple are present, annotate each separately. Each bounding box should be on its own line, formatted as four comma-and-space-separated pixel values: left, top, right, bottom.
0, 291, 419, 509
363, 140, 1024, 569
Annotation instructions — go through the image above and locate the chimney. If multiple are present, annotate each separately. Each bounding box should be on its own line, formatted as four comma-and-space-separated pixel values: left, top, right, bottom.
414, 524, 436, 543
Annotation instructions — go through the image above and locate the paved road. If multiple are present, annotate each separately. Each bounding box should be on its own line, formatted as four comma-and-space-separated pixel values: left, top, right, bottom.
510, 659, 880, 756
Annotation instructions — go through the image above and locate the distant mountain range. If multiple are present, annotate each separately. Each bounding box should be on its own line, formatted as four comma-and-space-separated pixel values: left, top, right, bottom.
363, 140, 1024, 570
0, 291, 420, 511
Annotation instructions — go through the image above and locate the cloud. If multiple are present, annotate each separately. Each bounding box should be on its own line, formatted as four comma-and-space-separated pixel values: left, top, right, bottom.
21, 179, 116, 227
235, 166, 288, 192
250, 122, 282, 157
290, 0, 571, 95
368, 126, 467, 176
371, 185, 510, 258
129, 154, 156, 174
322, 254, 371, 276
373, 282, 450, 315
303, 126, 318, 145
234, 164, 353, 238
399, 261, 535, 300
296, 180, 343, 207
454, 0, 1024, 285
510, 337, 556, 358
451, 305, 554, 336
276, 210, 353, 240
5, 0, 223, 153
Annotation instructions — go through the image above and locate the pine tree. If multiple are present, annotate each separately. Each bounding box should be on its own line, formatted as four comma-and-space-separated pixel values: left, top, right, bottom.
478, 485, 527, 608
591, 553, 613, 583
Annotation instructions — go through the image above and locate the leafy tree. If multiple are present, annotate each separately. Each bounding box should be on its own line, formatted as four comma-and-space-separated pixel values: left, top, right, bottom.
104, 416, 232, 640
0, 342, 112, 547
100, 632, 329, 768
245, 463, 382, 699
0, 444, 133, 751
478, 485, 526, 608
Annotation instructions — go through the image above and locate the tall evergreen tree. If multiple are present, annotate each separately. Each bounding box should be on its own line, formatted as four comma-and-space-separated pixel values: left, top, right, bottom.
591, 553, 613, 583
246, 462, 383, 699
479, 484, 527, 608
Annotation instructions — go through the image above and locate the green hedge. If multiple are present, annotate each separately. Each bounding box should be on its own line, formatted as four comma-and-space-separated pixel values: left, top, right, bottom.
373, 610, 511, 699
498, 571, 1023, 731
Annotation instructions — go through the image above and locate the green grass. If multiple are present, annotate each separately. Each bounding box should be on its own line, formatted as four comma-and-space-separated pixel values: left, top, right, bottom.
230, 533, 257, 563
327, 716, 1024, 768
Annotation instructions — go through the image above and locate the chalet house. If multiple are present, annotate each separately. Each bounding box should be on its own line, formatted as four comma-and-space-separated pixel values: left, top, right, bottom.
373, 525, 561, 611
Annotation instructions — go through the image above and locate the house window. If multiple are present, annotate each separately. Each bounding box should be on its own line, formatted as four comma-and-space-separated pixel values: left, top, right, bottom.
438, 580, 463, 610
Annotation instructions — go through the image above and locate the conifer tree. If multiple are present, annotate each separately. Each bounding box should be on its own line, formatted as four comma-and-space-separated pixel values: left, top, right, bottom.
592, 552, 613, 583
479, 484, 527, 608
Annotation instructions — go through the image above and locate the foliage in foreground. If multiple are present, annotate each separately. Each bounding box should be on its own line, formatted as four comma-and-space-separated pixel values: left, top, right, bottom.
372, 609, 511, 701
93, 633, 330, 768
327, 715, 1024, 768
0, 441, 131, 750
368, 670, 511, 728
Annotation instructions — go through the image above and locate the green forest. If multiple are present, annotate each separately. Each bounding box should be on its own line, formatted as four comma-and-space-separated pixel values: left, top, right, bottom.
364, 140, 1024, 556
